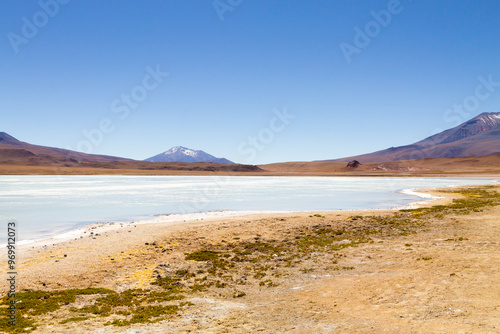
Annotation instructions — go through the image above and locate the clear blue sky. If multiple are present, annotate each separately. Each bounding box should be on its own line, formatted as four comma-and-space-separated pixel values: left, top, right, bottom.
1, 0, 500, 164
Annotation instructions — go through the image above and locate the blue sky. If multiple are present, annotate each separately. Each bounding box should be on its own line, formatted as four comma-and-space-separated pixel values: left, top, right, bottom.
1, 0, 500, 164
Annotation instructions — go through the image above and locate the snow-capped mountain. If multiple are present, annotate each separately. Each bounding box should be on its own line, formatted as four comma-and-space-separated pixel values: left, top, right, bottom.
145, 146, 234, 164
334, 112, 500, 162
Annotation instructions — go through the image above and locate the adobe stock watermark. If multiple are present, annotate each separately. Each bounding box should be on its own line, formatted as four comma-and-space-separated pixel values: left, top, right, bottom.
339, 0, 411, 64
6, 221, 18, 327
177, 107, 294, 214
177, 175, 232, 214
238, 107, 295, 163
213, 0, 243, 21
7, 0, 71, 54
67, 65, 168, 154
407, 74, 500, 161
443, 74, 500, 127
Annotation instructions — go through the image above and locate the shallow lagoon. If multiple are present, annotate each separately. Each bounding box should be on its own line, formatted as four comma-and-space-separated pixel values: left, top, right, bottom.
0, 175, 495, 243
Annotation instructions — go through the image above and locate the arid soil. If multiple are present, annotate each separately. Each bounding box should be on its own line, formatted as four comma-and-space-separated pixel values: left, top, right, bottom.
260, 155, 500, 176
1, 155, 500, 176
1, 186, 499, 333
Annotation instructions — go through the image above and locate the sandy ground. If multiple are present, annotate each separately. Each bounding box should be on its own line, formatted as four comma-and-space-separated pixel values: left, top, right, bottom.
1, 186, 499, 333
2, 153, 500, 176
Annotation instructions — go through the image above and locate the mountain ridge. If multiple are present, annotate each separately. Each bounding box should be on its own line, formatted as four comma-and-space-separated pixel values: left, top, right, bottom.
0, 132, 22, 145
2, 112, 499, 167
332, 112, 500, 162
145, 146, 234, 164
0, 132, 134, 164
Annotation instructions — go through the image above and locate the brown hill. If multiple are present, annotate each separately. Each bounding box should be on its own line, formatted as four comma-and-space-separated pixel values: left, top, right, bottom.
333, 112, 500, 163
260, 155, 500, 175
0, 132, 133, 165
0, 132, 264, 175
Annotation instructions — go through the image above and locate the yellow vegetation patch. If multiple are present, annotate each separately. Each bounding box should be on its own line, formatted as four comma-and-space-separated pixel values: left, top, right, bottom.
102, 248, 147, 263
119, 264, 156, 288
17, 247, 89, 269
164, 242, 179, 247
207, 238, 232, 246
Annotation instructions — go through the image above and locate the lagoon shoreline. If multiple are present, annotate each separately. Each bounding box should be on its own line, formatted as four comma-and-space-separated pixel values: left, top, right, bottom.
2, 175, 496, 248
7, 183, 466, 251
2, 184, 499, 332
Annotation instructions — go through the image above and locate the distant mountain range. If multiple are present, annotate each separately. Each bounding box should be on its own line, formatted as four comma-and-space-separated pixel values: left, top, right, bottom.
1, 112, 499, 168
0, 132, 132, 165
0, 134, 235, 166
145, 146, 234, 164
334, 112, 500, 162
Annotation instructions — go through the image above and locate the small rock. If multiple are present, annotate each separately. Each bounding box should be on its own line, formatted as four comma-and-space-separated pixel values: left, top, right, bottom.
347, 160, 361, 168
